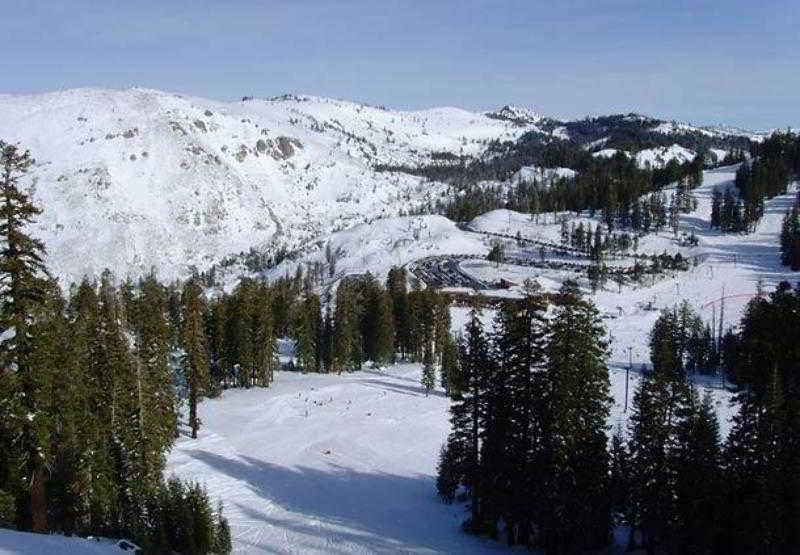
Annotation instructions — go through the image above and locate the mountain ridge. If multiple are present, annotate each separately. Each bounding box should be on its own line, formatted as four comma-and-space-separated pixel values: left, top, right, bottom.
0, 87, 762, 285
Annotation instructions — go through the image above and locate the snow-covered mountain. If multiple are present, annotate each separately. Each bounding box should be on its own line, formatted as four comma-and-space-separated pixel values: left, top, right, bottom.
0, 88, 763, 285
0, 88, 535, 283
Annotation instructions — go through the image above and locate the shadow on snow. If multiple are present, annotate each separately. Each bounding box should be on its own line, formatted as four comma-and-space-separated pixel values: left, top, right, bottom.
182, 450, 503, 554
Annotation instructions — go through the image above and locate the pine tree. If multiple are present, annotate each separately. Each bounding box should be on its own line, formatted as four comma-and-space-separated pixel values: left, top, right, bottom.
0, 142, 51, 531
27, 283, 86, 534
205, 298, 227, 387
475, 307, 517, 539
231, 286, 253, 386
668, 192, 680, 235
779, 204, 800, 270
609, 425, 635, 551
721, 285, 800, 553
440, 334, 461, 396
68, 278, 119, 534
371, 288, 395, 364
722, 385, 765, 554
491, 291, 548, 545
249, 282, 276, 386
627, 370, 693, 554
331, 279, 359, 372
444, 304, 490, 531
421, 341, 435, 396
182, 280, 209, 439
435, 443, 462, 503
649, 307, 682, 378
780, 209, 793, 265
126, 275, 176, 489
214, 501, 232, 554
671, 390, 722, 554
626, 375, 669, 553
542, 284, 612, 553
0, 141, 235, 552
96, 272, 142, 533
386, 267, 411, 358
294, 292, 322, 372
432, 291, 451, 360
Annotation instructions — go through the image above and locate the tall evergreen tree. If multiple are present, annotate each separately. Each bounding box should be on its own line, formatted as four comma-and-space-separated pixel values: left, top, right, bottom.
627, 369, 693, 554
420, 340, 435, 396
609, 425, 635, 551
490, 290, 548, 545
182, 280, 209, 439
541, 284, 612, 553
0, 142, 50, 531
670, 390, 722, 554
331, 279, 359, 372
442, 305, 490, 530
440, 333, 461, 397
294, 292, 322, 372
387, 267, 411, 358
127, 275, 176, 486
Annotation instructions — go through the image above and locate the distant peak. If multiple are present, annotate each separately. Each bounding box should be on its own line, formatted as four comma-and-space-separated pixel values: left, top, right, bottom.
486, 104, 542, 124
266, 93, 312, 103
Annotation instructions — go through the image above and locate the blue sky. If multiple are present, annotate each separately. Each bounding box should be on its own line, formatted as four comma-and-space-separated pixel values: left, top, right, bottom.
1, 0, 798, 129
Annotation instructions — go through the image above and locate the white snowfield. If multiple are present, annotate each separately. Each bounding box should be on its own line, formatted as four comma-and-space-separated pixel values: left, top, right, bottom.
0, 529, 131, 554
166, 362, 695, 554
591, 147, 626, 159
485, 105, 543, 124
0, 88, 758, 287
466, 166, 798, 368
511, 165, 577, 186
634, 144, 696, 169
265, 215, 489, 286
168, 365, 508, 555
0, 88, 535, 284
164, 367, 726, 554
591, 143, 728, 170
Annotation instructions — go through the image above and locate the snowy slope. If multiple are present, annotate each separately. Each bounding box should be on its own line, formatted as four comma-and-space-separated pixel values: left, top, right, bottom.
172, 362, 715, 554
167, 365, 732, 553
700, 124, 767, 143
592, 148, 627, 159
634, 144, 696, 169
265, 215, 488, 286
653, 121, 716, 137
642, 118, 764, 143
167, 365, 509, 555
0, 529, 130, 554
511, 165, 576, 185
0, 88, 534, 284
461, 167, 799, 372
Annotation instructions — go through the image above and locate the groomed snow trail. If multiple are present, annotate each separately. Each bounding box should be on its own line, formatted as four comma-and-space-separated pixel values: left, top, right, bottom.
168, 365, 508, 554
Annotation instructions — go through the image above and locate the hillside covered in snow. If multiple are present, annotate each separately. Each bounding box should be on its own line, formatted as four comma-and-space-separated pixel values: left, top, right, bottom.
0, 88, 763, 286
0, 88, 535, 283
